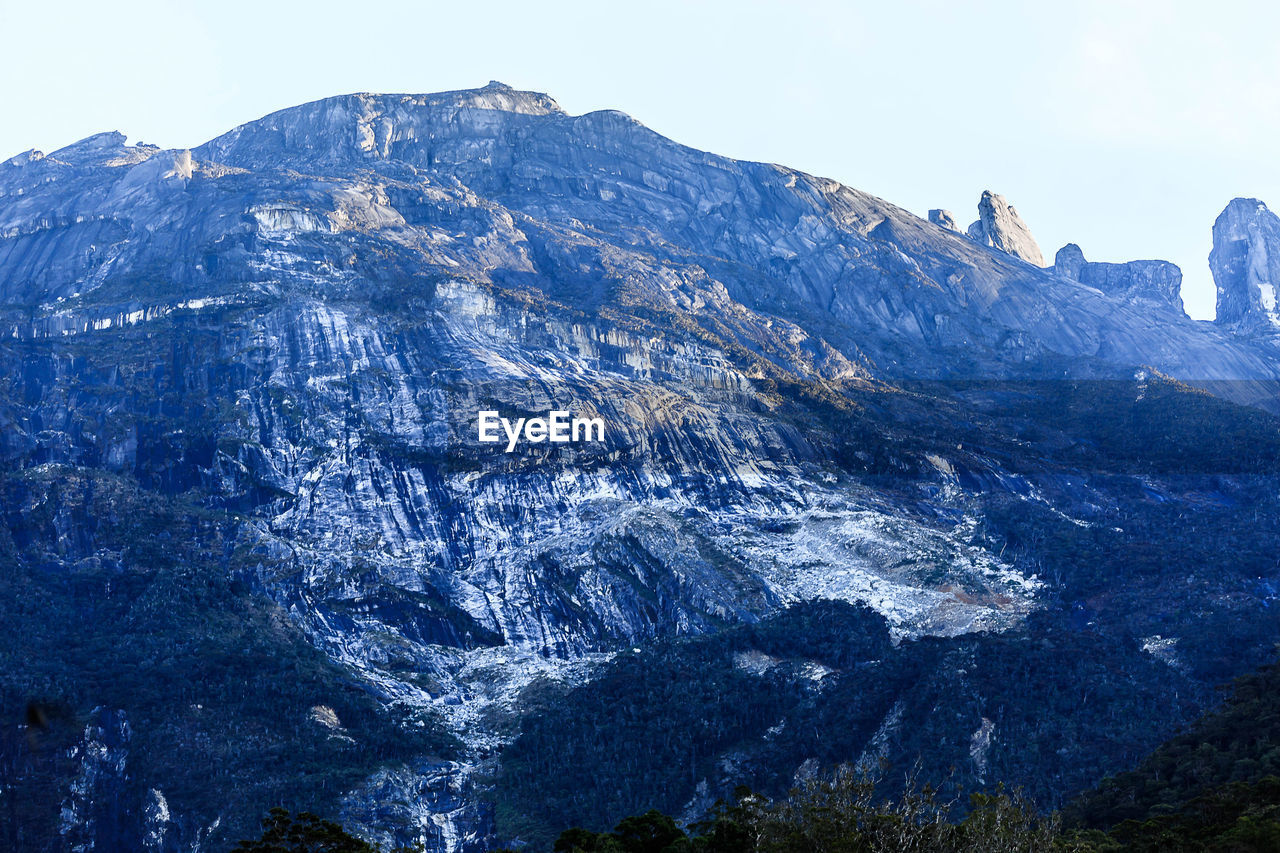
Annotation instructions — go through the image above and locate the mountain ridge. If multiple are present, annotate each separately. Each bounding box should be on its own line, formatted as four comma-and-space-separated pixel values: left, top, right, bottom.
6, 83, 1278, 392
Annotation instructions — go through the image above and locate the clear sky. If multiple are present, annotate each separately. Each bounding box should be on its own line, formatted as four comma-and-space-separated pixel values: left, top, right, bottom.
4, 0, 1278, 320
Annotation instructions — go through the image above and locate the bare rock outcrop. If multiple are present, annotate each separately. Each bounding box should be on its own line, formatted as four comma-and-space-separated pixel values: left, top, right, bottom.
1211, 198, 1280, 331
1053, 243, 1184, 316
965, 190, 1044, 266
928, 209, 961, 232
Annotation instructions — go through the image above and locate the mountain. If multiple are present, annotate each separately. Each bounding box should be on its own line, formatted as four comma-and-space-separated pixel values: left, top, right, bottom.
4, 82, 1280, 852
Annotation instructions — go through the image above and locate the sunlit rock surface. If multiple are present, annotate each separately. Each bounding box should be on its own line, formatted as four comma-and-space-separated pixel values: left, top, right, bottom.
965, 190, 1045, 267
1211, 198, 1280, 331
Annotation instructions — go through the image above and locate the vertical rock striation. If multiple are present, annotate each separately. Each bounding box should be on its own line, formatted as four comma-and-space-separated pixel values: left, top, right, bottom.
58, 709, 132, 853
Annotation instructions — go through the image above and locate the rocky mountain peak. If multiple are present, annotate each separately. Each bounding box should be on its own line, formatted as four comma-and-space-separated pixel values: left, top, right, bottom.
1053, 243, 1087, 280
55, 130, 127, 152
1211, 197, 1280, 331
195, 84, 564, 170
45, 131, 130, 166
928, 209, 961, 232
965, 190, 1045, 266
420, 80, 565, 117
11, 84, 1280, 852
471, 79, 564, 114
3, 148, 45, 167
1052, 242, 1184, 316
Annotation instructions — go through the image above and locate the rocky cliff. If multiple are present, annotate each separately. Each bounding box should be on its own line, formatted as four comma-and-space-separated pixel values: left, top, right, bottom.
4, 84, 1280, 852
1052, 243, 1185, 316
1211, 198, 1280, 332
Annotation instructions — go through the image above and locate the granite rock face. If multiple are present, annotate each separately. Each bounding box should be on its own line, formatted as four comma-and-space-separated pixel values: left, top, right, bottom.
928, 208, 961, 232
57, 709, 132, 853
1211, 198, 1280, 331
1053, 243, 1185, 316
1054, 242, 1088, 281
6, 83, 1280, 851
965, 190, 1045, 267
3, 86, 1274, 386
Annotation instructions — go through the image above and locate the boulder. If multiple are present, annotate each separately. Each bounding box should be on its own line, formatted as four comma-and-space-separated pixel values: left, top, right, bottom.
928, 209, 961, 232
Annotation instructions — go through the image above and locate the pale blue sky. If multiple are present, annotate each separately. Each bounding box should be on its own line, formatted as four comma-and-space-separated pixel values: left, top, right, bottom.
4, 0, 1278, 319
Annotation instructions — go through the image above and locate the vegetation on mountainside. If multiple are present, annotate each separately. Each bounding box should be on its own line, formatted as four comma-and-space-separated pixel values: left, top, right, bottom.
537, 673, 1280, 853
1067, 655, 1280, 836
0, 468, 456, 851
503, 647, 1280, 853
237, 685, 1280, 853
235, 808, 382, 852
493, 600, 1197, 849
536, 770, 1280, 852
538, 771, 1077, 853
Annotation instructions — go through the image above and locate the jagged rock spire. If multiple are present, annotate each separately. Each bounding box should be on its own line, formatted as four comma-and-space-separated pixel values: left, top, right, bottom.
964, 190, 1044, 266
1211, 198, 1280, 330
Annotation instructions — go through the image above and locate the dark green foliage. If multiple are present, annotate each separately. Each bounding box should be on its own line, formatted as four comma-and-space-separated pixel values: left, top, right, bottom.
495, 602, 1197, 848
1061, 649, 1280, 849
1015, 377, 1280, 476
612, 811, 689, 853
542, 768, 1280, 852
495, 601, 893, 847
235, 807, 380, 852
1069, 658, 1280, 832
899, 377, 1280, 478
0, 468, 456, 851
547, 768, 1079, 853
1100, 778, 1280, 852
